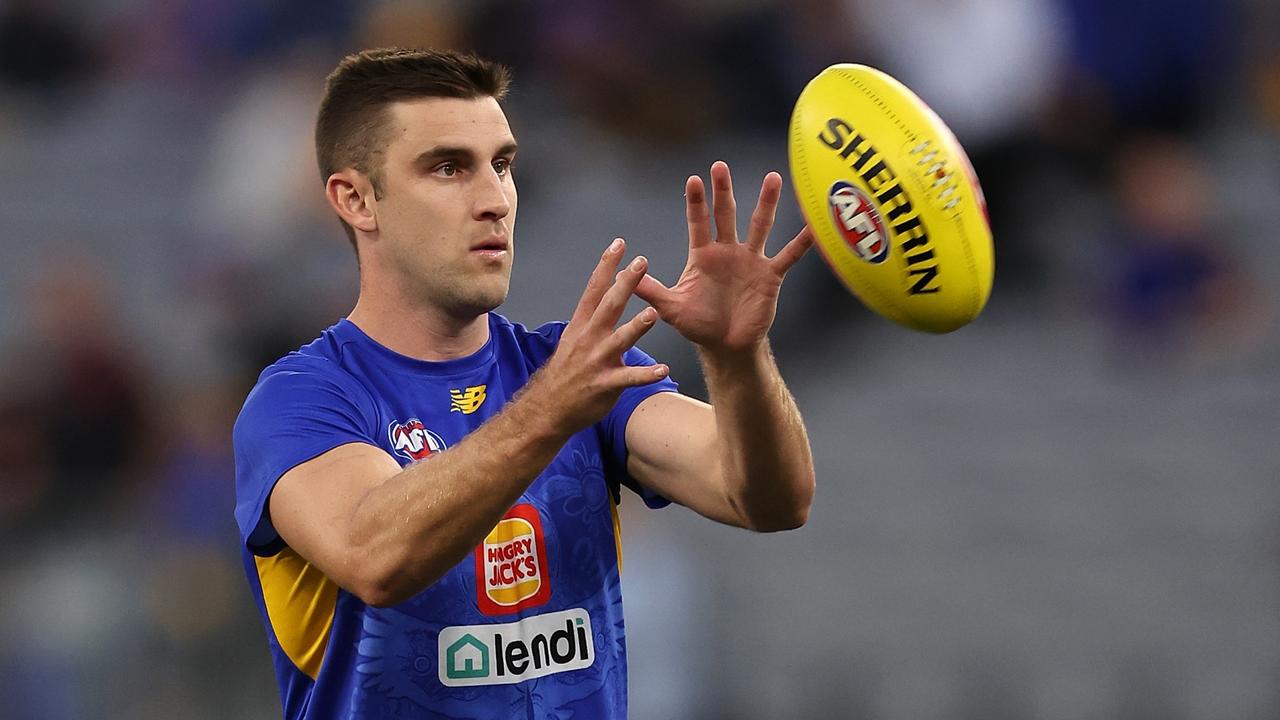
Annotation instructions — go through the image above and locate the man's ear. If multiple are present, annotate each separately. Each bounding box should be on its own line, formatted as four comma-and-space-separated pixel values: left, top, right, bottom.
326, 171, 379, 234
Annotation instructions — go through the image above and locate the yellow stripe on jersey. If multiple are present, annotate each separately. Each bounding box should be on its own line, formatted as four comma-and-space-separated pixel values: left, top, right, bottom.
255, 547, 338, 680
609, 493, 623, 572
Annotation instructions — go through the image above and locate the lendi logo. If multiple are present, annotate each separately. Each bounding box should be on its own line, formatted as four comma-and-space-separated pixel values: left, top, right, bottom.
438, 609, 594, 687
450, 385, 487, 414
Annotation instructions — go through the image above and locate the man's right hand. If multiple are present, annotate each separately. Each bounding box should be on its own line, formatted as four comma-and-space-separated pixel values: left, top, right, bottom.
528, 238, 669, 434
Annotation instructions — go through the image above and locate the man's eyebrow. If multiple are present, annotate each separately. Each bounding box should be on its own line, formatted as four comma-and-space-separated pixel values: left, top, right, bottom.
412, 146, 475, 166
412, 142, 519, 166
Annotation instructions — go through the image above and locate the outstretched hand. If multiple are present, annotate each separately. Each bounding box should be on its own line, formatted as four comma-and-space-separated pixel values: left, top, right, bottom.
537, 239, 669, 434
635, 161, 814, 355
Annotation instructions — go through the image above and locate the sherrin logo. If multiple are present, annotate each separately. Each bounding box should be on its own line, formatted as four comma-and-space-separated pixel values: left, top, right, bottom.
474, 503, 551, 616
450, 385, 487, 414
388, 419, 446, 462
817, 116, 941, 295
439, 608, 594, 687
828, 180, 889, 264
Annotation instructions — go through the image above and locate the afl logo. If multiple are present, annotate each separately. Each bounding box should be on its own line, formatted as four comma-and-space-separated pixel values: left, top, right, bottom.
828, 180, 889, 264
389, 419, 447, 462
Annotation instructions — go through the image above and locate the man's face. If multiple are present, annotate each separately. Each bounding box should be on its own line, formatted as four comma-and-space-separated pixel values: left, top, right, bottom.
370, 96, 518, 318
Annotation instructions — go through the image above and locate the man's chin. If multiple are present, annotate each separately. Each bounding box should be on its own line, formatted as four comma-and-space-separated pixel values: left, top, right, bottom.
453, 288, 509, 318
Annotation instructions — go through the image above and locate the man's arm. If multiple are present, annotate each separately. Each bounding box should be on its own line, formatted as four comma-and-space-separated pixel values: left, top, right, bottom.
631, 162, 817, 531
267, 241, 665, 607
624, 344, 813, 531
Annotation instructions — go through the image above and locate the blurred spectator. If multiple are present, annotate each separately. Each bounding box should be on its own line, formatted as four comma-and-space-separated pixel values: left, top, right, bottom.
140, 379, 255, 715
468, 0, 824, 143
677, 0, 815, 133
0, 0, 97, 106
146, 382, 239, 546
1250, 0, 1280, 133
488, 0, 722, 143
1254, 50, 1280, 132
0, 389, 52, 536
1103, 135, 1257, 368
185, 47, 333, 263
0, 252, 152, 537
85, 0, 355, 92
358, 0, 471, 52
851, 0, 1066, 148
1051, 0, 1236, 152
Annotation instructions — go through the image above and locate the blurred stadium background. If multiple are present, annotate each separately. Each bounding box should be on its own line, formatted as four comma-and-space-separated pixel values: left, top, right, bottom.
1, 0, 1278, 718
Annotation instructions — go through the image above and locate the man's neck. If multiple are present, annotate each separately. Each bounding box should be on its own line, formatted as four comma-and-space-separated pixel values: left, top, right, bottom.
347, 294, 491, 362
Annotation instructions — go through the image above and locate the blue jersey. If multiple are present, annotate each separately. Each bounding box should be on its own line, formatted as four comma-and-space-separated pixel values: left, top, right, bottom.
233, 313, 678, 720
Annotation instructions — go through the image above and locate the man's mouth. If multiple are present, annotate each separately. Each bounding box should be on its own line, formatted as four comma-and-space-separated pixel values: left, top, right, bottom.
470, 237, 509, 253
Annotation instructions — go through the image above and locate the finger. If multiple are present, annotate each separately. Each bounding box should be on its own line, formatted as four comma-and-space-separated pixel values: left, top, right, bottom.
592, 254, 648, 328
605, 306, 659, 356
746, 171, 782, 253
709, 160, 737, 243
608, 362, 670, 389
634, 273, 675, 316
685, 175, 712, 249
770, 226, 816, 276
571, 238, 625, 325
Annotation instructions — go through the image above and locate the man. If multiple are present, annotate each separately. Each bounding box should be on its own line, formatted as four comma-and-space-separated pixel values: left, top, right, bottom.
234, 47, 815, 719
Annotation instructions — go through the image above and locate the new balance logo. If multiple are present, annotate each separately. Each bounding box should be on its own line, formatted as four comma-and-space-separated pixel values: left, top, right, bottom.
450, 385, 487, 414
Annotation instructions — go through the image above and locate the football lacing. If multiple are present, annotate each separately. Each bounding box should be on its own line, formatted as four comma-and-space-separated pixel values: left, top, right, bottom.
910, 138, 961, 211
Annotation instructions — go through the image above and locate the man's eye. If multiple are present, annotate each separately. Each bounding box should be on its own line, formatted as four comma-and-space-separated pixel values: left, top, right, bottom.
493, 159, 511, 176
434, 163, 457, 177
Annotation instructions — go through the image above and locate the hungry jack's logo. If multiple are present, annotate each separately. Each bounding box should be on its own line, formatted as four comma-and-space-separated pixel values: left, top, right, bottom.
388, 419, 447, 462
450, 385, 487, 414
474, 503, 552, 616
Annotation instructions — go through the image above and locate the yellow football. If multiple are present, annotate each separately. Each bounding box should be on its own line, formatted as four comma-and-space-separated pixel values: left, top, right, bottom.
788, 64, 994, 333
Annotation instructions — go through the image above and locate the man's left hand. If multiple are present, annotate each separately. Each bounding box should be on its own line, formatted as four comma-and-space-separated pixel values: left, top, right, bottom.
635, 161, 814, 356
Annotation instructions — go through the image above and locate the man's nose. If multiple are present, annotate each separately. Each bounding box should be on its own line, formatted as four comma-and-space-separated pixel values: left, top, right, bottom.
473, 168, 511, 220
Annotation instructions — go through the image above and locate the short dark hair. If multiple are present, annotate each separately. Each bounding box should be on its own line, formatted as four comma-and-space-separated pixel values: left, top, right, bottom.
315, 48, 512, 248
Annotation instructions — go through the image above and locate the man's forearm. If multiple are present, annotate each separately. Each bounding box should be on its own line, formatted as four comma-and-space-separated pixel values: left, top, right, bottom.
345, 375, 574, 606
699, 341, 815, 531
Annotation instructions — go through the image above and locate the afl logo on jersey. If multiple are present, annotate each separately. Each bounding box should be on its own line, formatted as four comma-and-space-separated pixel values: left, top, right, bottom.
389, 419, 447, 462
828, 180, 889, 264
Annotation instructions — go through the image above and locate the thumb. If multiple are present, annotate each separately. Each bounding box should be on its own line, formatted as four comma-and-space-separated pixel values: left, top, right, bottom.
634, 274, 675, 315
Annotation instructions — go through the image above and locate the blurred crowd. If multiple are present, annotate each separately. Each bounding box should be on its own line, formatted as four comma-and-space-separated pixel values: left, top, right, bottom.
0, 1, 1277, 718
